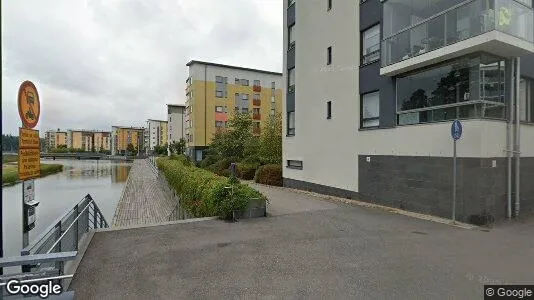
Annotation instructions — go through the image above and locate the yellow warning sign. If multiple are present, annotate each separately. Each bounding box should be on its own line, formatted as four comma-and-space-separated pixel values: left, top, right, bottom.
18, 148, 41, 181
19, 128, 40, 149
18, 81, 40, 129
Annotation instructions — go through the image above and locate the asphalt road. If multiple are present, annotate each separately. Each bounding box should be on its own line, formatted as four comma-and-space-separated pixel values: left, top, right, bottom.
70, 185, 534, 299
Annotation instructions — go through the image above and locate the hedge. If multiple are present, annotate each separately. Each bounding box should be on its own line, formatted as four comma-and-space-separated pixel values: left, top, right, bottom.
254, 164, 282, 186
236, 163, 259, 180
157, 156, 266, 219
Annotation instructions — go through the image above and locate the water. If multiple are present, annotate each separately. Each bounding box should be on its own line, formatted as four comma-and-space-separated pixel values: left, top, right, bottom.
1, 159, 131, 259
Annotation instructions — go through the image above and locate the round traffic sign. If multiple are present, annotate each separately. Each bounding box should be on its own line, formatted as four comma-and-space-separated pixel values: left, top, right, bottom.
18, 81, 40, 129
451, 119, 462, 141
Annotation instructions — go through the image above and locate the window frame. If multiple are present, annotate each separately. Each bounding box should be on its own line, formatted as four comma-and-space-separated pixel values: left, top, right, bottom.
287, 111, 295, 136
215, 106, 224, 113
286, 160, 303, 170
288, 24, 296, 50
361, 91, 380, 129
288, 67, 295, 93
361, 23, 381, 66
215, 90, 223, 98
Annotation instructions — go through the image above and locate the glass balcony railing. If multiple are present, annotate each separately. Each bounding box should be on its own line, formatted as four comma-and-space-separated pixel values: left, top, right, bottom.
381, 0, 533, 67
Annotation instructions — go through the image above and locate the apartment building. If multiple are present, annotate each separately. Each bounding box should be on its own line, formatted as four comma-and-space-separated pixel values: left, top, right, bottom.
167, 104, 186, 154
145, 119, 168, 154
93, 131, 111, 152
111, 126, 145, 155
283, 0, 534, 223
185, 60, 283, 161
44, 129, 67, 151
66, 129, 111, 152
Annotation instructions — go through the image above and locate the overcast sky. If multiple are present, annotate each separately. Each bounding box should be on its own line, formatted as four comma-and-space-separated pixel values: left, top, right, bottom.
1, 0, 282, 136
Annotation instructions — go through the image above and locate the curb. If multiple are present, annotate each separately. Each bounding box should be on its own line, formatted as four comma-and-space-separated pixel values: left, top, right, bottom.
100, 217, 219, 232
248, 182, 477, 230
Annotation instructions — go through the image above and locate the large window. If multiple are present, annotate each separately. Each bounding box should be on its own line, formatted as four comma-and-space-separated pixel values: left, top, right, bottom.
287, 111, 295, 135
289, 25, 296, 50
362, 24, 380, 65
520, 77, 534, 123
361, 92, 380, 128
288, 68, 295, 93
396, 54, 506, 125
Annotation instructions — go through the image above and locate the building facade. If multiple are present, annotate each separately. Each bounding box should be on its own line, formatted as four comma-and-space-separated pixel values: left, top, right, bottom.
93, 131, 111, 152
185, 60, 283, 161
44, 129, 67, 151
167, 104, 186, 155
145, 119, 168, 154
66, 130, 110, 152
283, 0, 534, 223
111, 126, 145, 155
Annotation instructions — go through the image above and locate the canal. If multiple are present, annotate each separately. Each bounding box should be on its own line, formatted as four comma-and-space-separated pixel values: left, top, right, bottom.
1, 159, 132, 259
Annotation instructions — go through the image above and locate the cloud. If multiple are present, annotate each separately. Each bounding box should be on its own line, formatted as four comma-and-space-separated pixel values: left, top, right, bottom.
1, 0, 282, 136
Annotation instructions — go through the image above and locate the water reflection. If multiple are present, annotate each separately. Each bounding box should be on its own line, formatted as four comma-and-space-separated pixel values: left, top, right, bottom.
2, 159, 131, 262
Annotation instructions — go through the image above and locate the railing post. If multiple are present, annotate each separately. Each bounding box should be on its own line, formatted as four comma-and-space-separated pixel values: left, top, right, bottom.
74, 204, 79, 251
93, 202, 97, 230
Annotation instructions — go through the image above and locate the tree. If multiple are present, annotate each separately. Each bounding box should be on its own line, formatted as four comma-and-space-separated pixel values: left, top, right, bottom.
126, 143, 135, 155
209, 113, 254, 159
169, 138, 186, 155
259, 113, 282, 164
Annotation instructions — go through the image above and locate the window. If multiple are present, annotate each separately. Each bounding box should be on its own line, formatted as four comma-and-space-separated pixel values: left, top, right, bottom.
241, 94, 249, 101
253, 93, 260, 100
288, 0, 295, 7
271, 81, 276, 89
361, 91, 380, 128
253, 108, 260, 115
289, 25, 295, 49
327, 0, 332, 10
241, 79, 249, 86
287, 160, 303, 169
215, 106, 223, 112
216, 90, 223, 98
270, 108, 276, 116
327, 101, 332, 119
215, 76, 224, 83
169, 116, 171, 122
362, 24, 380, 65
242, 108, 249, 113
520, 77, 534, 123
287, 111, 295, 135
215, 121, 224, 127
235, 78, 240, 84
327, 47, 332, 65
253, 80, 260, 87
288, 68, 295, 93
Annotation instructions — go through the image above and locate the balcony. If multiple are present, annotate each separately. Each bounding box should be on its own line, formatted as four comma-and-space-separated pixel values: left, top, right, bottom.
253, 85, 261, 92
381, 0, 534, 76
253, 99, 261, 106
253, 113, 261, 120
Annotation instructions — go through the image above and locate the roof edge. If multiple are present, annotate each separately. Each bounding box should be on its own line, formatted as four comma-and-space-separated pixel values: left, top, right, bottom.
186, 60, 282, 76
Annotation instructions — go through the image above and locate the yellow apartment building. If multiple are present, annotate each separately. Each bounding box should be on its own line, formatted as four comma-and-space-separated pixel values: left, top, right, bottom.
93, 131, 111, 152
185, 60, 283, 161
111, 126, 145, 155
45, 129, 67, 151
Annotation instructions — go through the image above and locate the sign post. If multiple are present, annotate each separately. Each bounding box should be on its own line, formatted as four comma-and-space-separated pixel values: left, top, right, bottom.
451, 120, 463, 223
17, 81, 41, 259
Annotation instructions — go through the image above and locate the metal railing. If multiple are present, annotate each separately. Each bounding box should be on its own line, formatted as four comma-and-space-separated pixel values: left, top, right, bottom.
20, 194, 109, 274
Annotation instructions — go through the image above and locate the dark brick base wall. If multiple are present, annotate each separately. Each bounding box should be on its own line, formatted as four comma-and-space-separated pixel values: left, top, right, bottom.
283, 178, 359, 200
358, 155, 534, 224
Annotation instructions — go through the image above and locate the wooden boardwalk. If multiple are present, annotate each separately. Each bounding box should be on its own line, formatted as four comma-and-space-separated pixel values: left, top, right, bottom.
112, 159, 176, 227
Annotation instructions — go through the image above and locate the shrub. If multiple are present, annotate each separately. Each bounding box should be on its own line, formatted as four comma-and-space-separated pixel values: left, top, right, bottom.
254, 164, 282, 186
207, 157, 238, 174
200, 155, 219, 169
236, 163, 259, 180
157, 157, 266, 219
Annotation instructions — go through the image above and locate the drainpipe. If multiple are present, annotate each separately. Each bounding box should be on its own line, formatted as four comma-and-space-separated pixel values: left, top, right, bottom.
507, 59, 514, 220
515, 57, 521, 217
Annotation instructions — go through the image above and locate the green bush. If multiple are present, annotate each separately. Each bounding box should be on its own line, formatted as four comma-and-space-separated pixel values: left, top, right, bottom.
236, 163, 259, 180
207, 157, 238, 173
200, 155, 219, 169
254, 164, 283, 186
157, 157, 266, 219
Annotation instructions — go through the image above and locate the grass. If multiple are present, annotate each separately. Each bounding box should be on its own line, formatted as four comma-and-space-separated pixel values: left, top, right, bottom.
2, 154, 18, 164
2, 163, 64, 186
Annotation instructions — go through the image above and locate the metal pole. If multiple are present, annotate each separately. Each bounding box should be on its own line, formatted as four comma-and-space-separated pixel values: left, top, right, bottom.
507, 59, 514, 220
515, 57, 521, 217
1, 180, 3, 275
452, 139, 457, 223
23, 185, 29, 250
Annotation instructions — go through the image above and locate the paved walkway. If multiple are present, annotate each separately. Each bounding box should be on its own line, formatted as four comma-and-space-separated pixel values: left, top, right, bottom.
71, 184, 534, 299
111, 159, 175, 227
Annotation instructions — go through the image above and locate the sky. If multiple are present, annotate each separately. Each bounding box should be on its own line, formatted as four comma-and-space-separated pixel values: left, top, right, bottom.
1, 0, 283, 136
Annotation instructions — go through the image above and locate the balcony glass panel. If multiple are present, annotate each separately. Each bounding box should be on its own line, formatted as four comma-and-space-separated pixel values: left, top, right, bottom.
396, 53, 506, 125
382, 0, 533, 67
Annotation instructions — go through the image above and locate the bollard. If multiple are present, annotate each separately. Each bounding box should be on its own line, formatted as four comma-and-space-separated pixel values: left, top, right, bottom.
230, 162, 237, 177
